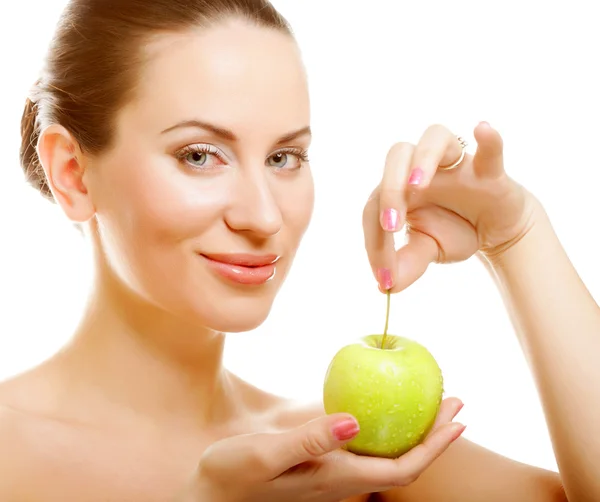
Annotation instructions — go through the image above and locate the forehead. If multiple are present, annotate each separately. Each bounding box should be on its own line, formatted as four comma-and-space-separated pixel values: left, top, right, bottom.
125, 19, 310, 138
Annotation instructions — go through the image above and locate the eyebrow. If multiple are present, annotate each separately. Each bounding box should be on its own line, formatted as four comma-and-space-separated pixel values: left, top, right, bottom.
161, 120, 312, 145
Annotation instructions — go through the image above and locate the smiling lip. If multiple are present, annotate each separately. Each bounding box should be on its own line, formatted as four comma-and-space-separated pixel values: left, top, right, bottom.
200, 253, 280, 285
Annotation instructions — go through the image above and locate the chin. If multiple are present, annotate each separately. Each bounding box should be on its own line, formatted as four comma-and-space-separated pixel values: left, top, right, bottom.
186, 293, 277, 333
133, 255, 292, 334
183, 258, 291, 333
161, 271, 283, 333
211, 312, 271, 333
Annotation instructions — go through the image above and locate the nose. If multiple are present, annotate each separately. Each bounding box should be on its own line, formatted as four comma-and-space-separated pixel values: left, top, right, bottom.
224, 170, 282, 238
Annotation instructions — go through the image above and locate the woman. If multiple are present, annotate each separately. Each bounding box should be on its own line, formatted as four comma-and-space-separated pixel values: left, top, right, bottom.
0, 0, 597, 500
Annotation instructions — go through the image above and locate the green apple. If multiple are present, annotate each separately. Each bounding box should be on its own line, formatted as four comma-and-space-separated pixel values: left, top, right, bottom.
323, 333, 444, 458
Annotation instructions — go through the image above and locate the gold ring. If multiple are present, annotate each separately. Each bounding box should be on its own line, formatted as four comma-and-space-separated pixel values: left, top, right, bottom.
438, 136, 467, 171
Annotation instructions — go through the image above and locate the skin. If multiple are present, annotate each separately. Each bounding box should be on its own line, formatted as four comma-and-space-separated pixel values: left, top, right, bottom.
0, 16, 597, 502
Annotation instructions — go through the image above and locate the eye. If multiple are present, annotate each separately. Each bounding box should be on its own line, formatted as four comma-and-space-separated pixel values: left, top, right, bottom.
175, 144, 226, 170
267, 148, 309, 170
188, 151, 208, 166
269, 152, 289, 168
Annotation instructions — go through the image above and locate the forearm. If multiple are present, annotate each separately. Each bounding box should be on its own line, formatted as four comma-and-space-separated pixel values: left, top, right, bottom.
482, 204, 600, 502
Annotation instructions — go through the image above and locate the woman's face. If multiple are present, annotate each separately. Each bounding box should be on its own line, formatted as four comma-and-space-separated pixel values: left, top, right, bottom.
87, 20, 314, 332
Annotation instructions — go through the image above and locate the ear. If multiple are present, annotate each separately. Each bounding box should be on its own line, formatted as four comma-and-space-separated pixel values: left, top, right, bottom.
37, 124, 95, 222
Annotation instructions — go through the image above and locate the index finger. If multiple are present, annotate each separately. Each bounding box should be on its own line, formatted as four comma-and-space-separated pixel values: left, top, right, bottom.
363, 142, 418, 291
363, 185, 396, 291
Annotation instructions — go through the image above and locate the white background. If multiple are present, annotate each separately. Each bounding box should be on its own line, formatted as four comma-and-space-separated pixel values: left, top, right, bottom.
1, 0, 599, 474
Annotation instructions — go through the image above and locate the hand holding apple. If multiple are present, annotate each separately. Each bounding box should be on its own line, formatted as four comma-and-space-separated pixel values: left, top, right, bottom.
323, 292, 446, 458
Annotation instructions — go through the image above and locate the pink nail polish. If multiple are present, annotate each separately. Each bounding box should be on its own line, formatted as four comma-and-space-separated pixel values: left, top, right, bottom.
377, 268, 393, 291
333, 418, 360, 441
408, 168, 424, 185
381, 208, 399, 232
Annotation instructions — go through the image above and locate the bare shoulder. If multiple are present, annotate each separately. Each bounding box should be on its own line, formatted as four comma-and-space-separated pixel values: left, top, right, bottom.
0, 364, 83, 498
0, 403, 24, 485
378, 437, 567, 502
225, 370, 327, 429
0, 376, 45, 498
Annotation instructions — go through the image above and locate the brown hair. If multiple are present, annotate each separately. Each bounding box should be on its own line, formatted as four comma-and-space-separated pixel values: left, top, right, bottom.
20, 0, 292, 202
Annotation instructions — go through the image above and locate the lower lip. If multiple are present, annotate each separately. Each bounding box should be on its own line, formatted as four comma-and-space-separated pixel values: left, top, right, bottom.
201, 255, 277, 285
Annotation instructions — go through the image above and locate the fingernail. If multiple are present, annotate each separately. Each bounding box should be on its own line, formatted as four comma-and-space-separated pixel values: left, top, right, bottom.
451, 423, 467, 442
479, 121, 491, 128
333, 418, 360, 441
381, 208, 399, 232
408, 167, 424, 185
377, 268, 393, 291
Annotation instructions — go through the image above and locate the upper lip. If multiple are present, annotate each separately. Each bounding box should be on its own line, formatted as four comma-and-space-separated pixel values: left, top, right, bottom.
200, 253, 280, 267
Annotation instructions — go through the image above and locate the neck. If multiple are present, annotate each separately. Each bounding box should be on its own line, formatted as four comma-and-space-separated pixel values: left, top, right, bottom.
55, 267, 239, 431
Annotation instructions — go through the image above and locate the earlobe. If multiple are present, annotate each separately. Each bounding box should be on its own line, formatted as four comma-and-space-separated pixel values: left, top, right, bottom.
37, 124, 95, 222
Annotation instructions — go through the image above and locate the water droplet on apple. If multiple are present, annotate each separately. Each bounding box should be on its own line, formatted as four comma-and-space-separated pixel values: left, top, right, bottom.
417, 404, 423, 411
406, 432, 414, 438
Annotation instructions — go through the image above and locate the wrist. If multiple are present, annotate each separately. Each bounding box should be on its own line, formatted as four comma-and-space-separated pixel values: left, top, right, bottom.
479, 194, 548, 269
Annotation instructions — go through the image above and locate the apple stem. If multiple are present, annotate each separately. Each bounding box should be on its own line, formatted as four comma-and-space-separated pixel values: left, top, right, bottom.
381, 289, 391, 349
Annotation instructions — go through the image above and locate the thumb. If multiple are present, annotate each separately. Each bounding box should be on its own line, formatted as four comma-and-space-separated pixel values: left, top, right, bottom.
275, 413, 360, 470
472, 121, 505, 178
196, 413, 359, 483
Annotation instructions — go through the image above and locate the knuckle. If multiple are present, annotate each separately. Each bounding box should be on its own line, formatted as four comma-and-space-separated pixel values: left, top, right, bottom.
427, 123, 447, 134
197, 443, 220, 470
246, 442, 274, 473
312, 467, 345, 496
392, 471, 421, 487
379, 185, 404, 203
300, 432, 330, 458
201, 436, 272, 476
363, 188, 380, 216
366, 185, 380, 203
406, 471, 422, 485
387, 141, 414, 158
312, 477, 334, 495
196, 446, 227, 484
416, 145, 437, 160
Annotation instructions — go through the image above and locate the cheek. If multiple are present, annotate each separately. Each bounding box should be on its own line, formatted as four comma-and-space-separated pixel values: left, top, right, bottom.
277, 169, 315, 242
91, 149, 226, 263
